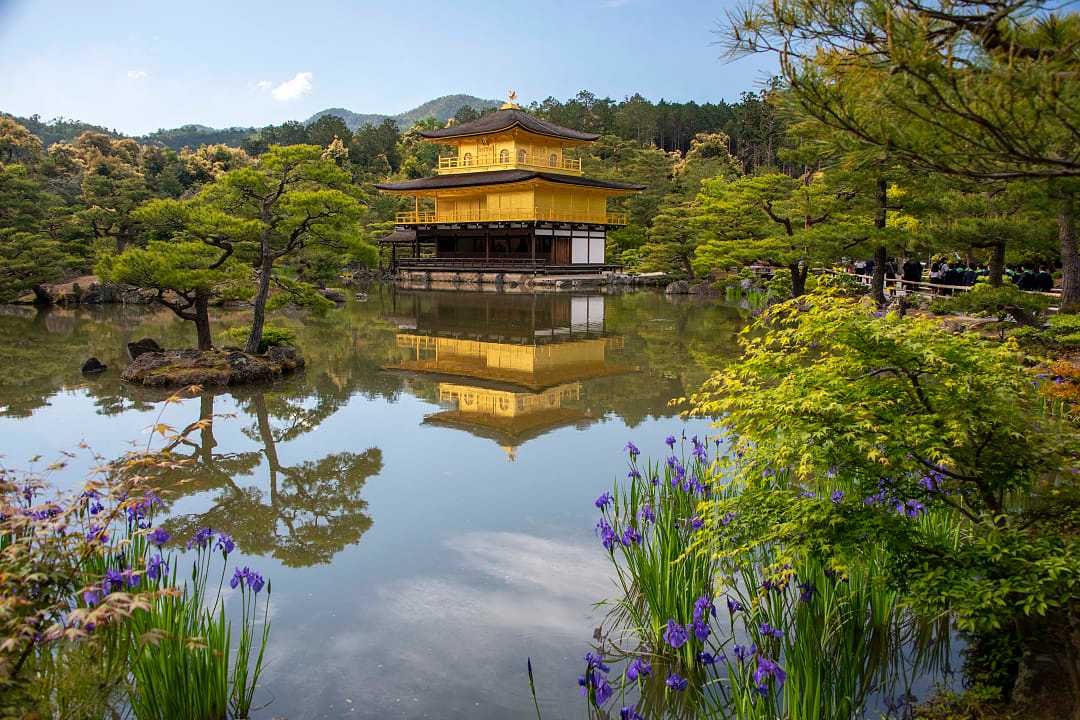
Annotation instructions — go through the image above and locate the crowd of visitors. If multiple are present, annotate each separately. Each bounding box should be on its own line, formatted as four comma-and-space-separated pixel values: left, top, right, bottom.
849, 257, 1056, 292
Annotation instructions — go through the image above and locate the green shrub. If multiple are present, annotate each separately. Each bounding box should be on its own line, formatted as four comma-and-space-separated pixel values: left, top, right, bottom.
931, 283, 1050, 325
219, 325, 295, 353
815, 272, 867, 296
1010, 311, 1080, 348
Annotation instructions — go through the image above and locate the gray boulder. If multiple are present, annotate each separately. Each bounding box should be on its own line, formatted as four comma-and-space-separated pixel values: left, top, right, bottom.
127, 338, 163, 361
319, 289, 347, 303
664, 280, 690, 295
81, 357, 106, 374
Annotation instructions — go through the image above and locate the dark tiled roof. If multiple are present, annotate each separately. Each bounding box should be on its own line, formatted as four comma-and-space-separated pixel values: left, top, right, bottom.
379, 228, 417, 244
418, 109, 600, 142
375, 170, 645, 192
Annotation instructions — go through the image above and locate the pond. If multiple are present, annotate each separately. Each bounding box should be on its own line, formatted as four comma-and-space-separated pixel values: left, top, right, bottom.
0, 287, 750, 719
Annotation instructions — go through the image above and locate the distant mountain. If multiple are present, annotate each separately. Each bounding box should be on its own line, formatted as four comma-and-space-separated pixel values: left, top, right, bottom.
306, 93, 501, 131
7, 93, 503, 151
305, 107, 390, 131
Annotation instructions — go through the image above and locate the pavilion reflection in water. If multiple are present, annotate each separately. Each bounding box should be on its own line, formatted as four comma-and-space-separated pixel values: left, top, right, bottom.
384, 291, 633, 459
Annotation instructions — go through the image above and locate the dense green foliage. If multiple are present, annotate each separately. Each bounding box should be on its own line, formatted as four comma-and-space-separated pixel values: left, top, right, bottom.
686, 288, 1080, 709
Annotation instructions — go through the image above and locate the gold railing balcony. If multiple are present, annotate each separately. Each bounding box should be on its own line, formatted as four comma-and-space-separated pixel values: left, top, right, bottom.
436, 153, 583, 176
395, 209, 628, 226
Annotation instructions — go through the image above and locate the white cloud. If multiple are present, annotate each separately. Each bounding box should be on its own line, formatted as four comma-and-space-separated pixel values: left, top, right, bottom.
126, 69, 148, 80
254, 80, 272, 91
270, 72, 313, 101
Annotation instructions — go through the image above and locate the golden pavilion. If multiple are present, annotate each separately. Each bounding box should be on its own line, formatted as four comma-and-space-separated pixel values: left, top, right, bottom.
375, 94, 644, 274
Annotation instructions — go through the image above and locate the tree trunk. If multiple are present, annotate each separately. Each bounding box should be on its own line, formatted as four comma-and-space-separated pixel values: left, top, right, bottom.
871, 244, 887, 306
31, 284, 52, 306
988, 241, 1006, 287
245, 245, 273, 354
1059, 190, 1080, 308
871, 178, 888, 306
198, 394, 216, 467
682, 253, 695, 280
789, 262, 808, 297
193, 290, 213, 351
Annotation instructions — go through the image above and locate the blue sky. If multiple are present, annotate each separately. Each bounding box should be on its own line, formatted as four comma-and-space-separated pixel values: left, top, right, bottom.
0, 0, 778, 135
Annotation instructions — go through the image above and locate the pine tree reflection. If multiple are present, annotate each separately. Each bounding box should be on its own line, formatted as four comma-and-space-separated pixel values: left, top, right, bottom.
161, 390, 382, 567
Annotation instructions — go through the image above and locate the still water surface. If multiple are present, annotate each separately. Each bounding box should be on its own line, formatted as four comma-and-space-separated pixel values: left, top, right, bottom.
0, 287, 747, 719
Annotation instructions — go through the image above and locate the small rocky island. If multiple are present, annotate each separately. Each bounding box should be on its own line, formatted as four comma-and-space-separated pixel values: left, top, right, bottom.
119, 340, 304, 388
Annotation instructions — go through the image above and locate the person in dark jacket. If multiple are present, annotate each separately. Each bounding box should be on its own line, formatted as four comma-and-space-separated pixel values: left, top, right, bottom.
902, 257, 923, 284
1037, 268, 1053, 292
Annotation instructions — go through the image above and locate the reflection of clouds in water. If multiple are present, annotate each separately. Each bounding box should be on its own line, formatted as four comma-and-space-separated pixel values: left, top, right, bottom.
258, 532, 609, 719
445, 531, 614, 601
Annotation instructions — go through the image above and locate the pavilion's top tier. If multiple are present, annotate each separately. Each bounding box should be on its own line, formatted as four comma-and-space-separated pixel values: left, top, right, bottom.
418, 104, 598, 177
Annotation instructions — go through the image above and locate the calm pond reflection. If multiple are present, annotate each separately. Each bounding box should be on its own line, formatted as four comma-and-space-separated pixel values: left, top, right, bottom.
0, 287, 746, 719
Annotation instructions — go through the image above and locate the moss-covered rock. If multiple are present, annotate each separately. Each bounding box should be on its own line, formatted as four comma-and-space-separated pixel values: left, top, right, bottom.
120, 346, 304, 388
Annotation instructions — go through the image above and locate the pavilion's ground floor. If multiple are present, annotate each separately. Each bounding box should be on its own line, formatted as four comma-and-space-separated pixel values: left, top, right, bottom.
379, 221, 620, 275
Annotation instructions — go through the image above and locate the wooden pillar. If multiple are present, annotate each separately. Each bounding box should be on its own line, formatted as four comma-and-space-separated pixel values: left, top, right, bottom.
530, 228, 536, 267
485, 228, 490, 263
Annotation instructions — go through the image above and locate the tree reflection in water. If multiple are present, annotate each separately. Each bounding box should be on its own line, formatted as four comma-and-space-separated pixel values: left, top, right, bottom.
159, 389, 382, 567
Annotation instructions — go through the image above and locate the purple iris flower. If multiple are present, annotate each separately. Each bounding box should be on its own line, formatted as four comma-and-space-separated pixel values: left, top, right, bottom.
898, 499, 926, 517
596, 518, 617, 551
831, 490, 844, 503
693, 595, 715, 621
627, 468, 642, 481
86, 524, 108, 543
620, 707, 644, 720
697, 651, 718, 664
690, 515, 704, 530
83, 589, 101, 606
230, 566, 266, 593
733, 643, 756, 663
759, 622, 784, 639
216, 533, 235, 555
665, 673, 689, 691
584, 652, 610, 673
88, 501, 104, 515
621, 526, 642, 546
146, 554, 168, 581
799, 582, 815, 603
595, 492, 614, 510
103, 568, 125, 593
148, 527, 170, 547
626, 657, 651, 682
720, 512, 736, 526
624, 441, 640, 458
665, 435, 676, 448
726, 596, 744, 614
593, 676, 613, 705
663, 619, 689, 649
187, 527, 213, 550
692, 618, 711, 641
638, 504, 655, 524
753, 656, 787, 693
691, 438, 707, 462
799, 491, 817, 499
